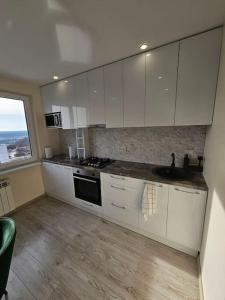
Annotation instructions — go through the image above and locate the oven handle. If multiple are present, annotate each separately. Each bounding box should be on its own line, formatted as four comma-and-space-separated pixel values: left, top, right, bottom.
73, 176, 97, 184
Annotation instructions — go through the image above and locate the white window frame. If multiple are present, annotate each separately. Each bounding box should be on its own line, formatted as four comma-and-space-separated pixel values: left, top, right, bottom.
0, 91, 38, 171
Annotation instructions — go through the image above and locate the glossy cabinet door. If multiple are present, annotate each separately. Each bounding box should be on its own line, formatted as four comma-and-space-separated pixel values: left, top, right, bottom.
55, 80, 76, 129
167, 185, 206, 251
175, 28, 222, 125
123, 54, 146, 127
42, 162, 56, 195
41, 80, 76, 129
60, 165, 75, 202
88, 67, 105, 125
74, 73, 89, 127
145, 42, 179, 126
139, 182, 169, 238
42, 163, 75, 203
104, 62, 123, 128
101, 173, 143, 228
41, 83, 61, 114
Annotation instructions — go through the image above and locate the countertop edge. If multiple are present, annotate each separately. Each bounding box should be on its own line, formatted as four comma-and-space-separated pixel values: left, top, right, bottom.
42, 158, 208, 192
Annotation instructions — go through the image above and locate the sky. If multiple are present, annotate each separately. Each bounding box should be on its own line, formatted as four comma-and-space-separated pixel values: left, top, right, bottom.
0, 97, 28, 131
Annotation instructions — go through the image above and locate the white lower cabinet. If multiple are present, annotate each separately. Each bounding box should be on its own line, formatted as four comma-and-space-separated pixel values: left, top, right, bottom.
167, 185, 206, 251
42, 163, 75, 202
43, 164, 207, 256
42, 162, 101, 213
101, 173, 143, 228
42, 162, 56, 195
139, 182, 169, 238
100, 172, 207, 256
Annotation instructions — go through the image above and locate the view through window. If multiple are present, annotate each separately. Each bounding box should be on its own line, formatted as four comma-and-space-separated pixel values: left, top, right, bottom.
0, 97, 32, 164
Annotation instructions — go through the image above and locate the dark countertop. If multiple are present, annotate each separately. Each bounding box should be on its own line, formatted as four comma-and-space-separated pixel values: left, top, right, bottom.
43, 155, 208, 191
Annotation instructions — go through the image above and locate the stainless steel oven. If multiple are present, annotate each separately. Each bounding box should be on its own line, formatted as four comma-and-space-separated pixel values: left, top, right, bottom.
73, 168, 102, 206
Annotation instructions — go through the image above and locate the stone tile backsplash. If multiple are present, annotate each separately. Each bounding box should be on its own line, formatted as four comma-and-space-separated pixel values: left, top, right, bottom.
59, 126, 207, 167
88, 126, 207, 167
59, 129, 77, 158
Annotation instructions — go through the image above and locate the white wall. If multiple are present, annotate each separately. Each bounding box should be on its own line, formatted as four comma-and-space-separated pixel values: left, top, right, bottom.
200, 27, 225, 300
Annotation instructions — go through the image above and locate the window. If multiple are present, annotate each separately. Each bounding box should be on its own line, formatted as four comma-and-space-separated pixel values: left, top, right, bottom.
0, 92, 38, 170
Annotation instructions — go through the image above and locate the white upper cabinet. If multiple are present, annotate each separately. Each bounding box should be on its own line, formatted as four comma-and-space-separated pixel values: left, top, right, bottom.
73, 73, 89, 128
123, 54, 146, 127
104, 62, 123, 128
145, 42, 179, 126
41, 81, 76, 129
55, 80, 77, 129
41, 83, 61, 114
41, 29, 222, 129
88, 67, 105, 125
175, 28, 222, 125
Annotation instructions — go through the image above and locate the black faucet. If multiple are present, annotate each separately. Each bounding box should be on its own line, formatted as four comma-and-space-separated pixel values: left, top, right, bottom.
171, 153, 175, 168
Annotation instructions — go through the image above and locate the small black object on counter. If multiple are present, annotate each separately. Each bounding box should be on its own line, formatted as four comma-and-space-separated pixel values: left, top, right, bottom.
183, 154, 190, 170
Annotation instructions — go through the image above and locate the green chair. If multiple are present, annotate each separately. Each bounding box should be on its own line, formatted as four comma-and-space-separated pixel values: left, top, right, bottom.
0, 218, 16, 299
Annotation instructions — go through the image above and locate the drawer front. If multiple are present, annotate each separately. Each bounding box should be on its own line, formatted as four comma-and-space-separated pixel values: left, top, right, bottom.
102, 200, 139, 227
74, 197, 101, 213
101, 182, 143, 209
101, 172, 143, 190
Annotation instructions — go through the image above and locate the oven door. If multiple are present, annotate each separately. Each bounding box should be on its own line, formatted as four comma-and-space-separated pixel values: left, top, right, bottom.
73, 174, 102, 206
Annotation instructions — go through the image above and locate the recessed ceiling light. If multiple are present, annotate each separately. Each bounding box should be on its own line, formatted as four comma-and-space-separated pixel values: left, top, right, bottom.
158, 76, 163, 79
53, 75, 59, 80
139, 43, 148, 50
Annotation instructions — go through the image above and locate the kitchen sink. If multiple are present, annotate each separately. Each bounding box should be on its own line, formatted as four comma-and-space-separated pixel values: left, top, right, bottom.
154, 166, 193, 181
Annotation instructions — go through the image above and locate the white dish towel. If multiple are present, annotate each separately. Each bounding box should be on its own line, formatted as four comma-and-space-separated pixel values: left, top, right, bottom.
142, 183, 157, 221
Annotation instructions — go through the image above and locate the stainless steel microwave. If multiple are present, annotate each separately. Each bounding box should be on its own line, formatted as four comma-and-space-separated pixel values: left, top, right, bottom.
45, 112, 62, 128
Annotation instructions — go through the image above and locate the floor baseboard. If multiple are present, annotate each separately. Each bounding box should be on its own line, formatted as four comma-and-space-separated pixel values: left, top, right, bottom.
197, 255, 204, 300
6, 193, 46, 216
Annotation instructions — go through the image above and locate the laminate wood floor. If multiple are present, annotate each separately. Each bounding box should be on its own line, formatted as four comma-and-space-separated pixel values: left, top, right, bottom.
6, 197, 200, 300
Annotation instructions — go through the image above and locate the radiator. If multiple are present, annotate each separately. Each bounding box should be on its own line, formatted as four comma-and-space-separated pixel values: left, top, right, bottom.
0, 179, 15, 216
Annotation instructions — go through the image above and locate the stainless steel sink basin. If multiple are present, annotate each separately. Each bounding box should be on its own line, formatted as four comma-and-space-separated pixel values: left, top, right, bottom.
154, 166, 193, 181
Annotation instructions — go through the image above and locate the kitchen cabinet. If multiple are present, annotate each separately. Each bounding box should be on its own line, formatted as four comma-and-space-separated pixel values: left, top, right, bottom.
101, 173, 143, 228
167, 185, 206, 251
139, 182, 169, 238
42, 162, 54, 195
56, 80, 77, 129
41, 80, 76, 129
73, 73, 90, 127
41, 28, 221, 129
41, 83, 61, 114
43, 165, 207, 256
123, 54, 146, 127
145, 42, 179, 126
104, 62, 124, 128
175, 28, 222, 125
88, 67, 105, 125
60, 165, 75, 202
42, 163, 74, 202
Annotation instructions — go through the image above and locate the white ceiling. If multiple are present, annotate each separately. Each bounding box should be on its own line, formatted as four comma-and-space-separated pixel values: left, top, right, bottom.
0, 0, 225, 85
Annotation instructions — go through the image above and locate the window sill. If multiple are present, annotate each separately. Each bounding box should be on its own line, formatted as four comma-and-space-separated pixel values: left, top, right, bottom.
0, 161, 42, 176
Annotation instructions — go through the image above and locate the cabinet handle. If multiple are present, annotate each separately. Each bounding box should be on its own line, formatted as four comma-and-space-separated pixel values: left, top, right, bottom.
175, 188, 200, 195
145, 182, 163, 188
110, 175, 125, 180
111, 185, 125, 191
111, 203, 126, 210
